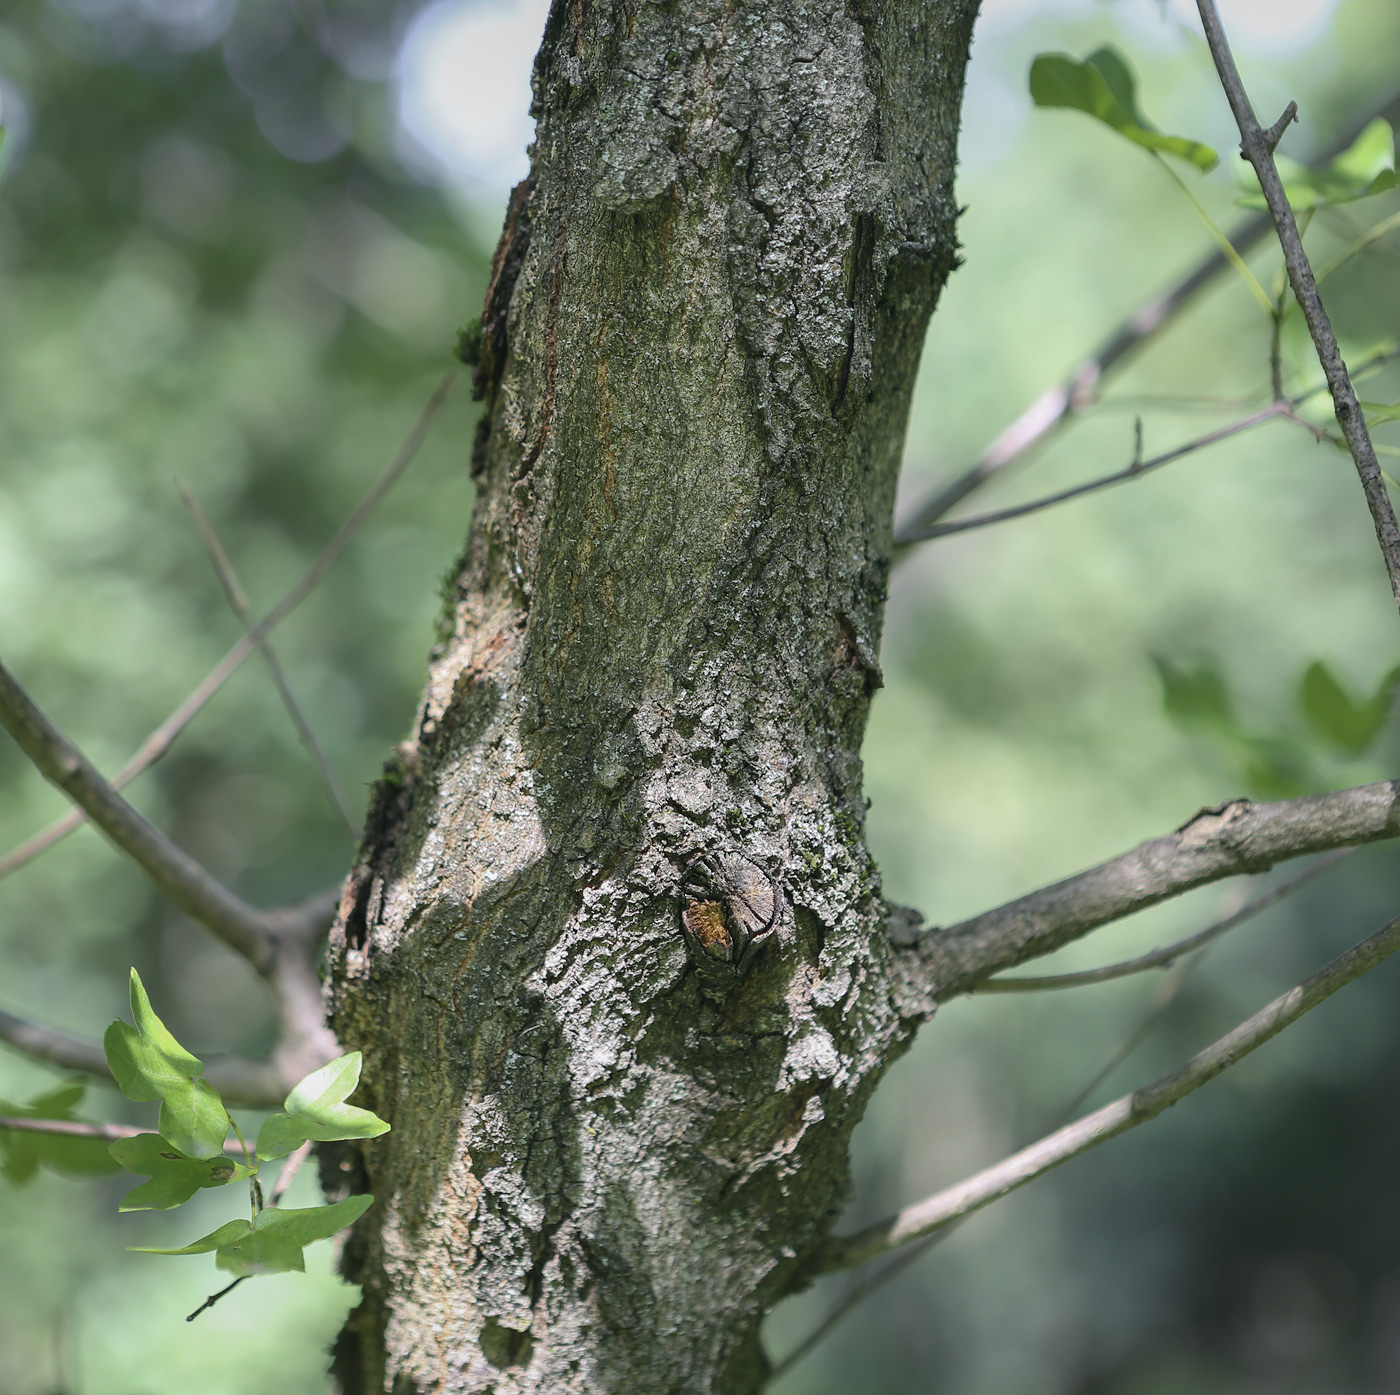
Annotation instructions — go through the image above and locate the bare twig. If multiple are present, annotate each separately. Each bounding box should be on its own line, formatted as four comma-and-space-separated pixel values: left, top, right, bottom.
973, 849, 1349, 993
0, 1115, 147, 1142
818, 908, 1400, 1273
0, 1115, 253, 1154
1043, 953, 1204, 1132
186, 1279, 245, 1322
1195, 0, 1400, 615
907, 780, 1400, 1000
892, 88, 1400, 548
0, 660, 278, 971
0, 370, 458, 882
178, 484, 358, 838
0, 1008, 284, 1107
897, 401, 1287, 544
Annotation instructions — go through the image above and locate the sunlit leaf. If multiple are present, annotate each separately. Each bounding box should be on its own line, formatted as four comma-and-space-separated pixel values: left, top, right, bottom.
133, 1194, 374, 1277
1237, 119, 1397, 210
256, 1052, 390, 1160
103, 969, 229, 1160
107, 1132, 252, 1211
1030, 48, 1218, 172
1299, 659, 1400, 754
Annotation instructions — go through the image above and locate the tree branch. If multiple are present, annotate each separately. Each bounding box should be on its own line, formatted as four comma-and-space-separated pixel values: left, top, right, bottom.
892, 87, 1400, 547
0, 660, 282, 970
179, 482, 358, 838
0, 1008, 284, 1108
897, 400, 1286, 544
903, 781, 1400, 1001
0, 369, 457, 883
819, 908, 1400, 1273
973, 848, 1350, 993
1195, 0, 1400, 615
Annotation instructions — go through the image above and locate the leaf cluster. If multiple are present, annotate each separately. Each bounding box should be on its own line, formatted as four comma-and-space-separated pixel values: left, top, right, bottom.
100, 970, 388, 1287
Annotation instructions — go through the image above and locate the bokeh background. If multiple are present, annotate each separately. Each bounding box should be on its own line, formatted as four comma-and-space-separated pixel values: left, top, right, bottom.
2, 0, 1399, 1391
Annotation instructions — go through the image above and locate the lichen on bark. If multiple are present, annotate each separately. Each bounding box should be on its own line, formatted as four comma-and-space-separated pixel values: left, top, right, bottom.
326, 1, 979, 1390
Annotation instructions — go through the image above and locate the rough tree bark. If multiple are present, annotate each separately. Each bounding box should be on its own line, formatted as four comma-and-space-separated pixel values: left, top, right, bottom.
326, 1, 980, 1390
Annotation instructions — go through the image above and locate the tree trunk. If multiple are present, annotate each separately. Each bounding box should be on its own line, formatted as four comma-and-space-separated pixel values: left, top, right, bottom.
327, 1, 979, 1389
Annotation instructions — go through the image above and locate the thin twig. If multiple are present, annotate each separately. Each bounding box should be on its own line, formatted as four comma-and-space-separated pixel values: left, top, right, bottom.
0, 660, 277, 971
0, 1115, 247, 1153
973, 849, 1349, 993
178, 484, 358, 838
0, 1115, 146, 1142
908, 780, 1400, 1000
897, 401, 1287, 543
1310, 208, 1400, 288
1044, 953, 1204, 1132
900, 347, 1400, 546
186, 1278, 244, 1322
892, 88, 1400, 546
817, 907, 1400, 1273
1195, 0, 1400, 616
0, 370, 458, 882
768, 1229, 954, 1383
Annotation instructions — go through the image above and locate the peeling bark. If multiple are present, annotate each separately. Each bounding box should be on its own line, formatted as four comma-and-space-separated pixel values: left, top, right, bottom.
326, 1, 979, 1390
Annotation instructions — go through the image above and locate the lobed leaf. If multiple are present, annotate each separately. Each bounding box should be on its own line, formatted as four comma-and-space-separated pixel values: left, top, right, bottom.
103, 969, 230, 1160
107, 1132, 252, 1211
133, 1194, 374, 1276
255, 1052, 390, 1160
1030, 48, 1218, 172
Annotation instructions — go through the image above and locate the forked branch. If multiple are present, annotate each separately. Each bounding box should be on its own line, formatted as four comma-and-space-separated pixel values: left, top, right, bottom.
179, 482, 358, 838
974, 849, 1350, 993
0, 660, 278, 972
1195, 0, 1400, 614
893, 88, 1400, 548
822, 908, 1400, 1273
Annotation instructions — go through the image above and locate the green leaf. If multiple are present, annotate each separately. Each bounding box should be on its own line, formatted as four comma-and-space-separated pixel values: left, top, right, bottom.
1152, 655, 1237, 733
1299, 660, 1400, 754
1030, 48, 1219, 172
1237, 119, 1397, 210
1361, 401, 1400, 426
107, 1132, 252, 1211
255, 1052, 390, 1160
103, 969, 230, 1160
0, 1082, 123, 1184
133, 1194, 374, 1277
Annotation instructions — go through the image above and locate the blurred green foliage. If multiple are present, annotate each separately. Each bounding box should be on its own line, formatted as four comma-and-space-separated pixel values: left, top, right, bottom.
3, 0, 1400, 1393
0, 0, 484, 1386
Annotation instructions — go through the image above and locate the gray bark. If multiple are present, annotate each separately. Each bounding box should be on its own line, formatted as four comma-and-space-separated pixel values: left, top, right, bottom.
325, 1, 979, 1390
